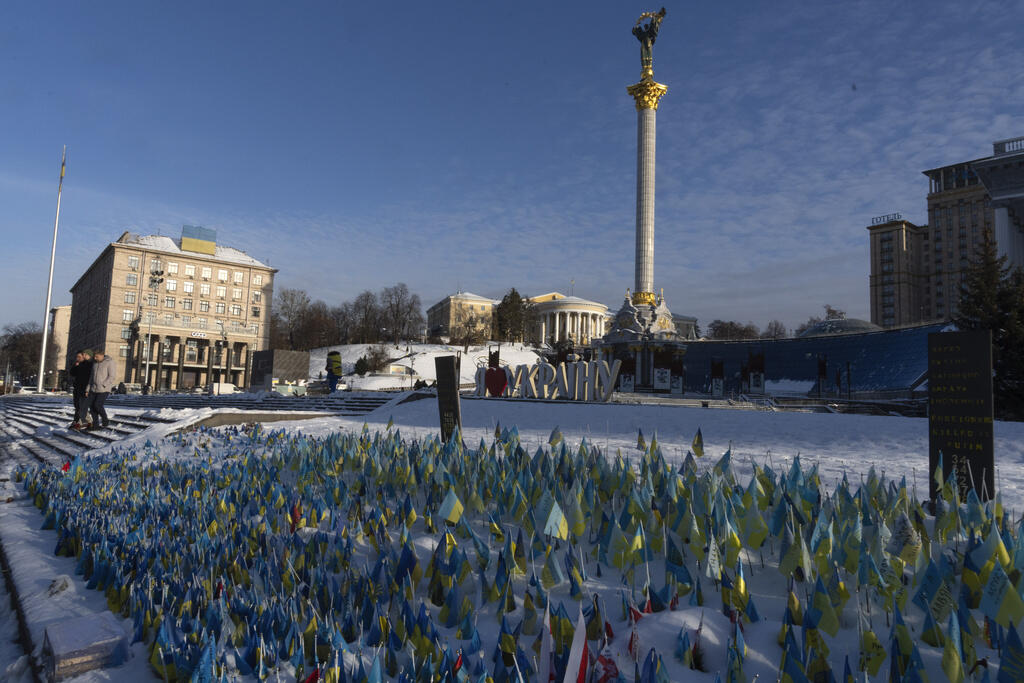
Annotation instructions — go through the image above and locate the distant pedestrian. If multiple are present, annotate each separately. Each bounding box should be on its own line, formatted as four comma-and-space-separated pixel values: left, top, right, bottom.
87, 348, 116, 430
67, 350, 93, 429
326, 351, 342, 393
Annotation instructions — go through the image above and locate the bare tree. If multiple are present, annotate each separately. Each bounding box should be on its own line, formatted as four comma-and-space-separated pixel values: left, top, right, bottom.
451, 307, 490, 351
761, 319, 788, 339
707, 320, 760, 340
380, 283, 424, 344
298, 300, 335, 348
273, 288, 312, 350
351, 291, 381, 343
0, 322, 45, 386
329, 303, 355, 344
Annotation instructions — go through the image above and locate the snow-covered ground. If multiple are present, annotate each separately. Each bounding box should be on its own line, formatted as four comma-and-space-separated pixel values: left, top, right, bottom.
2, 398, 1023, 682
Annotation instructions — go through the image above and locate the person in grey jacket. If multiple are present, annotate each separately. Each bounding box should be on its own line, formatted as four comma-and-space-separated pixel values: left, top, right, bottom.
87, 348, 116, 430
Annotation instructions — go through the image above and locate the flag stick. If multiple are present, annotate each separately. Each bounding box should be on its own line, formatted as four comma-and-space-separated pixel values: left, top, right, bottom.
36, 145, 66, 393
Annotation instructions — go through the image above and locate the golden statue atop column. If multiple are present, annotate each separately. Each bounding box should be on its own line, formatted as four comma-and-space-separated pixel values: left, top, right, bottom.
626, 8, 668, 112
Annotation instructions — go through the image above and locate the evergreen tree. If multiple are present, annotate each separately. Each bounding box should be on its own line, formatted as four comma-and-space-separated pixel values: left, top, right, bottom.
493, 288, 536, 342
954, 235, 1024, 419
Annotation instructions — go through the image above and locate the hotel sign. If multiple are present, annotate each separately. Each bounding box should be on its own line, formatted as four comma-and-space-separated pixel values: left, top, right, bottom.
871, 213, 903, 225
928, 330, 994, 501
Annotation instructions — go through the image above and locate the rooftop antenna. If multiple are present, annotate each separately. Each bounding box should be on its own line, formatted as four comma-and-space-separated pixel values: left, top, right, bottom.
570, 279, 575, 296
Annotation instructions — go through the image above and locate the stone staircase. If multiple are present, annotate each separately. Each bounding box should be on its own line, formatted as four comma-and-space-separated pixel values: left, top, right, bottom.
0, 392, 401, 468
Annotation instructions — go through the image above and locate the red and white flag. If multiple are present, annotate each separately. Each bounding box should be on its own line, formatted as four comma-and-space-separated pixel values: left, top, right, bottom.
562, 605, 589, 683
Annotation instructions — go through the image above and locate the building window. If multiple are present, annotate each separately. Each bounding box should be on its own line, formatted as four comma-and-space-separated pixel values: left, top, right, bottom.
233, 271, 243, 284
150, 258, 163, 273
200, 283, 210, 297
253, 274, 263, 286
185, 264, 195, 277
201, 266, 212, 279
123, 309, 134, 322
126, 273, 138, 286
163, 314, 173, 325
230, 304, 241, 316
145, 312, 156, 324
124, 291, 136, 304
197, 318, 208, 329
167, 262, 179, 274
250, 323, 259, 335
252, 306, 261, 318
182, 299, 193, 310
127, 255, 139, 270
147, 294, 158, 306
164, 296, 175, 308
119, 345, 129, 358
215, 302, 226, 314
186, 340, 198, 362
181, 315, 191, 326
199, 301, 210, 312
232, 288, 242, 300
252, 291, 262, 303
121, 327, 131, 339
166, 279, 177, 292
216, 285, 226, 298
217, 269, 228, 282
183, 281, 194, 294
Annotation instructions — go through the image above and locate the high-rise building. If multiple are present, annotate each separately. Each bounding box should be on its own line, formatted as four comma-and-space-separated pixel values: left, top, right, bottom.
920, 156, 992, 321
972, 136, 1024, 269
867, 141, 1006, 328
67, 227, 276, 390
866, 214, 926, 327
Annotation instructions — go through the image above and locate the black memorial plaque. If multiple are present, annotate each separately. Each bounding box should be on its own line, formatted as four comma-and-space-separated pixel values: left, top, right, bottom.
435, 355, 462, 443
928, 330, 994, 501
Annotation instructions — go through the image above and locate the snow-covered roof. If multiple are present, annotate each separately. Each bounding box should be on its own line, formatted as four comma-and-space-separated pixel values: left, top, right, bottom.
450, 291, 498, 304
116, 233, 272, 269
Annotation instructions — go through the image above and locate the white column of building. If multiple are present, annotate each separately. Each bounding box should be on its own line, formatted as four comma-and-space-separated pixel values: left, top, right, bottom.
553, 312, 560, 342
539, 317, 546, 344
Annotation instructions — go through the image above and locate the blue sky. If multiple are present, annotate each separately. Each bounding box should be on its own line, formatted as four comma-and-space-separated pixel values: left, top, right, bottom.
2, 1, 1023, 333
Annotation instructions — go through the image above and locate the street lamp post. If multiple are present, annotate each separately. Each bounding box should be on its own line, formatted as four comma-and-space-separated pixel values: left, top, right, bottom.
143, 266, 164, 393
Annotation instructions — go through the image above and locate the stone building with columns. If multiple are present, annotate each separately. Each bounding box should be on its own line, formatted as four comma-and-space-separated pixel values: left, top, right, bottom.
67, 228, 275, 390
527, 292, 610, 345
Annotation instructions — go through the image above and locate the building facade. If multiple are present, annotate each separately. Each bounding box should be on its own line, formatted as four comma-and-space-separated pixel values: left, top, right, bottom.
528, 292, 609, 345
67, 228, 276, 390
426, 292, 497, 340
866, 215, 926, 327
46, 305, 72, 390
972, 136, 1024, 270
867, 141, 1010, 328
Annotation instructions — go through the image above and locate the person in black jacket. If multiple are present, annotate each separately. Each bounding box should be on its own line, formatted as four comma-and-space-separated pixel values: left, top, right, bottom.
67, 350, 93, 429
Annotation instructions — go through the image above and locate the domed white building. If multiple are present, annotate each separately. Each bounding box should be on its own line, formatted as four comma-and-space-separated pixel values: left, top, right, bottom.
528, 292, 610, 345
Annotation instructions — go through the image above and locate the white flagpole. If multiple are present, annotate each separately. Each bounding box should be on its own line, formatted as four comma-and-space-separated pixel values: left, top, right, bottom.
37, 146, 66, 393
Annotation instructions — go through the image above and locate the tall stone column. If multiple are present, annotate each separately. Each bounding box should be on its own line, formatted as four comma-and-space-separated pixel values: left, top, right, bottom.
627, 76, 667, 306
176, 339, 186, 390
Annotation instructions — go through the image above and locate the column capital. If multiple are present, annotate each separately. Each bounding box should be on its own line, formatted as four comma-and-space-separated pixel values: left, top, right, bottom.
627, 78, 667, 111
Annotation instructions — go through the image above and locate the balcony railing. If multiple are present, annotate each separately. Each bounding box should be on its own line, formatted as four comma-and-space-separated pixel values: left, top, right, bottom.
994, 136, 1024, 156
